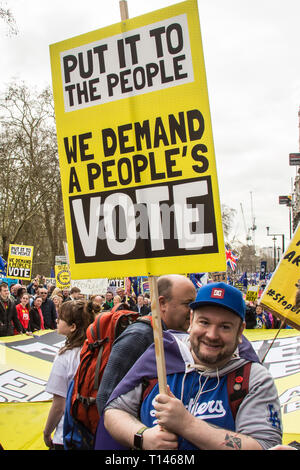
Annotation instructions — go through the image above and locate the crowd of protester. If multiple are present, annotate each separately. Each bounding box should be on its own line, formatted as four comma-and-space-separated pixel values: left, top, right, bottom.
244, 301, 289, 329
0, 273, 289, 337
0, 274, 153, 337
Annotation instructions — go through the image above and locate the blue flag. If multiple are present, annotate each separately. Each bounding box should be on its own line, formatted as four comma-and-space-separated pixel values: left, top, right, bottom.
238, 272, 248, 289
0, 256, 7, 276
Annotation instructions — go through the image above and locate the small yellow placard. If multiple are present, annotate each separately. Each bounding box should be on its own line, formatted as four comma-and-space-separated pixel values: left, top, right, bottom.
6, 244, 34, 281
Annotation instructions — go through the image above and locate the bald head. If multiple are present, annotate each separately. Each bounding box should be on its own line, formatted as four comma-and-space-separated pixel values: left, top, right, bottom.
157, 274, 196, 332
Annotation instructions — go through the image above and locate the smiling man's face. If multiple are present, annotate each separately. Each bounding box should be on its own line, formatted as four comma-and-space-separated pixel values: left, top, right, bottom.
189, 305, 245, 369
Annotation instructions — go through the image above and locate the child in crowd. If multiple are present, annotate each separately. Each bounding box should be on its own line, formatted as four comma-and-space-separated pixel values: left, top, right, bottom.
15, 292, 30, 333
43, 300, 94, 449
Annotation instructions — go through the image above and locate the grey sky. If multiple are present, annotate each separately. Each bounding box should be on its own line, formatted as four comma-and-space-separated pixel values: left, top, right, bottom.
1, 0, 298, 251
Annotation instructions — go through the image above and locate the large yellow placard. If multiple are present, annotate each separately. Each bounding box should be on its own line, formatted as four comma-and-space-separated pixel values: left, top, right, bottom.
260, 223, 300, 330
49, 0, 226, 279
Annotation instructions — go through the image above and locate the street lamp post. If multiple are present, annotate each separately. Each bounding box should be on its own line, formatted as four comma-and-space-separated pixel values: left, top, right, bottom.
277, 246, 281, 264
266, 227, 285, 269
278, 195, 292, 239
272, 236, 277, 270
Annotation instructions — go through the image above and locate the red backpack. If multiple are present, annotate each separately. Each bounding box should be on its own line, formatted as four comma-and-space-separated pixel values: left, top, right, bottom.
70, 306, 140, 435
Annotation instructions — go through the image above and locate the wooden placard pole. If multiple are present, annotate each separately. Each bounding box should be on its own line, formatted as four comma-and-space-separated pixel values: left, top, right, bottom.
148, 275, 168, 395
118, 0, 168, 396
261, 319, 285, 363
119, 0, 129, 21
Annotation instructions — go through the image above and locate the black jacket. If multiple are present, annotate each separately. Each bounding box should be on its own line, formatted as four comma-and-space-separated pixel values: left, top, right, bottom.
29, 307, 43, 331
102, 301, 113, 311
41, 298, 57, 329
96, 316, 160, 415
0, 297, 24, 336
137, 304, 151, 316
245, 306, 257, 329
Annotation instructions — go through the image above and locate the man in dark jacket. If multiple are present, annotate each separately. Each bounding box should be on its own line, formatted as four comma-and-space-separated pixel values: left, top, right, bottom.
63, 286, 81, 303
102, 291, 114, 311
245, 301, 257, 329
40, 288, 57, 329
136, 294, 151, 316
0, 282, 24, 336
27, 276, 40, 296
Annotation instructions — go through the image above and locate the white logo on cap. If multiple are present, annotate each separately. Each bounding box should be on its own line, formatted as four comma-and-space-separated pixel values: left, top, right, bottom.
211, 288, 225, 299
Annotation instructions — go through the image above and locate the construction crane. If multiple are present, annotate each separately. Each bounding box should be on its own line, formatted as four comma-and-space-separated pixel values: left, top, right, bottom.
240, 203, 251, 244
239, 192, 257, 246
249, 191, 257, 246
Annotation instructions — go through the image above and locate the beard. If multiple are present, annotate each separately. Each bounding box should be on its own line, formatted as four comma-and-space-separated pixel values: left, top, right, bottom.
190, 335, 240, 368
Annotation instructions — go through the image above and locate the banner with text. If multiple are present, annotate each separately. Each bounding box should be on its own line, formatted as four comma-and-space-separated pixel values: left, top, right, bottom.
0, 331, 64, 450
70, 277, 108, 295
50, 0, 226, 279
1, 329, 299, 449
260, 223, 300, 330
245, 329, 300, 444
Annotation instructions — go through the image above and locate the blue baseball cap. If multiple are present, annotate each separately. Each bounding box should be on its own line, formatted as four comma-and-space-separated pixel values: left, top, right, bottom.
190, 282, 245, 321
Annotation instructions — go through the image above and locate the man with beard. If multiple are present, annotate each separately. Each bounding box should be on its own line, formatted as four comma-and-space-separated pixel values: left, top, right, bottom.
103, 282, 282, 450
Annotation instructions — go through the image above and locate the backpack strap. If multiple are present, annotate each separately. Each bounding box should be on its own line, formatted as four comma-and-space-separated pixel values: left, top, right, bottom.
88, 312, 105, 342
142, 378, 158, 401
93, 337, 109, 390
73, 337, 108, 414
137, 377, 158, 420
227, 362, 252, 420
